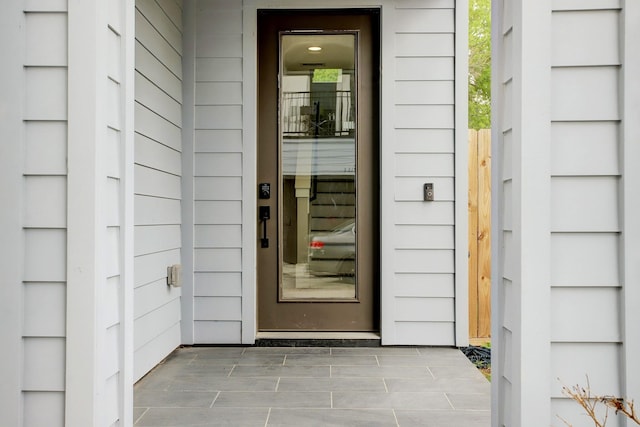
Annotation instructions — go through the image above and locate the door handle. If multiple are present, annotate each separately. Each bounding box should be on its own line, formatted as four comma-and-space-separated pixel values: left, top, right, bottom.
259, 206, 270, 248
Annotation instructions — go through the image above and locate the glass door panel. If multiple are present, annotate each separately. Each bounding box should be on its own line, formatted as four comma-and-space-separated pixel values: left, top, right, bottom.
279, 33, 358, 301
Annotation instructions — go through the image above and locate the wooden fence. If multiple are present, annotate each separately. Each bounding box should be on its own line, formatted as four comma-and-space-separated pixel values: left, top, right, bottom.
468, 129, 491, 340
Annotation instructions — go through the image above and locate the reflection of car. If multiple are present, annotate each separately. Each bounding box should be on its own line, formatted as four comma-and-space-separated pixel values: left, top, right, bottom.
308, 220, 355, 276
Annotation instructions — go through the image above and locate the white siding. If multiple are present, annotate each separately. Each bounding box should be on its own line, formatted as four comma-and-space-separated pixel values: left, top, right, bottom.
493, 1, 639, 426
188, 0, 244, 344
183, 0, 465, 345
549, 3, 624, 422
134, 0, 183, 381
2, 2, 134, 425
389, 0, 458, 345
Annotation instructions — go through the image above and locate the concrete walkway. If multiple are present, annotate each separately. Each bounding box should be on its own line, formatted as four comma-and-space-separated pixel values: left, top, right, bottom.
134, 346, 490, 426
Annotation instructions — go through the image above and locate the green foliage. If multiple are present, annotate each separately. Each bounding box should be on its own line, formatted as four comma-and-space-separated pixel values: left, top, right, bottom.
313, 68, 341, 83
469, 0, 491, 130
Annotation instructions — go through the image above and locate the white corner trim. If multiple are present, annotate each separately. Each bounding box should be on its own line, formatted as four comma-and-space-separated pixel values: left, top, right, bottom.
120, 1, 136, 426
490, 0, 504, 424
0, 2, 25, 425
242, 5, 259, 344
454, 0, 470, 348
621, 0, 640, 403
181, 0, 196, 346
379, 1, 397, 346
66, 0, 108, 424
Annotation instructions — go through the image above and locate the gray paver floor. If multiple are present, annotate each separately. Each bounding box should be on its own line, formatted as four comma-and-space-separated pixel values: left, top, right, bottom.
134, 346, 490, 427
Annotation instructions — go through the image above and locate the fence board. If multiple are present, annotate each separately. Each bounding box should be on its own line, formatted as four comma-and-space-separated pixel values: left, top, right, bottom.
469, 129, 492, 339
468, 130, 479, 337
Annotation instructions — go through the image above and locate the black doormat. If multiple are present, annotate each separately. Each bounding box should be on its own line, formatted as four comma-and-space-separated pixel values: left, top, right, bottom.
254, 338, 381, 347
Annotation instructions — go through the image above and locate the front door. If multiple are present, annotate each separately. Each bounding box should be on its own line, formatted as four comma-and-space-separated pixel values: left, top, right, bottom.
257, 10, 380, 331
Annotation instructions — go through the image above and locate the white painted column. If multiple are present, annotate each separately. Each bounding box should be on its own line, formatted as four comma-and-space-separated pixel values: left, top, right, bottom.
66, 1, 108, 425
0, 2, 25, 425
493, 1, 552, 425
621, 0, 640, 411
515, 3, 552, 425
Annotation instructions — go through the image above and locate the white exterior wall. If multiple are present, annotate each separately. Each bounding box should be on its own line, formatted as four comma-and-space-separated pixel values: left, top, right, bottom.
0, 2, 68, 425
492, 1, 640, 425
0, 0, 135, 426
133, 0, 183, 380
386, 0, 468, 345
183, 0, 468, 345
186, 0, 245, 344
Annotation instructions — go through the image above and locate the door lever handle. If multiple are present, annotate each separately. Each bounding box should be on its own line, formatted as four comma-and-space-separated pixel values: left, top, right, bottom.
259, 206, 270, 248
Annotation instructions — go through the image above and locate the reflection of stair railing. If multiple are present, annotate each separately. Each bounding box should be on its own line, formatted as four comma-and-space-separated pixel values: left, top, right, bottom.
282, 91, 355, 137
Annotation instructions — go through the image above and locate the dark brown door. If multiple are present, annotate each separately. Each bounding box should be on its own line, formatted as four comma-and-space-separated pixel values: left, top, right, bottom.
257, 10, 380, 331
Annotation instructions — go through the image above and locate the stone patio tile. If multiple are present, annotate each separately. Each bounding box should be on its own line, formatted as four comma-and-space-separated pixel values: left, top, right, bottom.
167, 376, 278, 392
243, 346, 330, 355
134, 390, 217, 408
430, 365, 487, 380
190, 347, 246, 358
331, 347, 420, 356
267, 408, 397, 426
446, 392, 491, 410
149, 363, 235, 378
284, 354, 378, 366
332, 391, 452, 410
394, 409, 491, 427
213, 391, 331, 408
238, 354, 286, 365
376, 355, 434, 366
385, 376, 490, 393
277, 377, 386, 392
133, 407, 148, 424
434, 377, 491, 393
331, 365, 432, 378
135, 407, 269, 426
134, 373, 173, 391
231, 365, 330, 377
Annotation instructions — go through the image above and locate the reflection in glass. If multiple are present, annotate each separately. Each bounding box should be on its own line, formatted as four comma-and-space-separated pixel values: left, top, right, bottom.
279, 33, 357, 300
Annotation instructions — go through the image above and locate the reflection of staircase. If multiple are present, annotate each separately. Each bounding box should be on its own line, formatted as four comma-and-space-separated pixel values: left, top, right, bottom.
310, 176, 356, 233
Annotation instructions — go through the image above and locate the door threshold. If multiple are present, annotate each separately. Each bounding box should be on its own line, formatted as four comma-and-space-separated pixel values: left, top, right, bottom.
255, 331, 381, 347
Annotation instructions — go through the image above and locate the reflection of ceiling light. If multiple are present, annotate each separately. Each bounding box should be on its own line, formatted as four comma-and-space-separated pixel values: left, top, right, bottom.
308, 46, 322, 52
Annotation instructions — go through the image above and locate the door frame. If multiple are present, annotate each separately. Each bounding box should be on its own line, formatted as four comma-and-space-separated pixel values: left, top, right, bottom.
241, 2, 392, 343
256, 11, 380, 332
